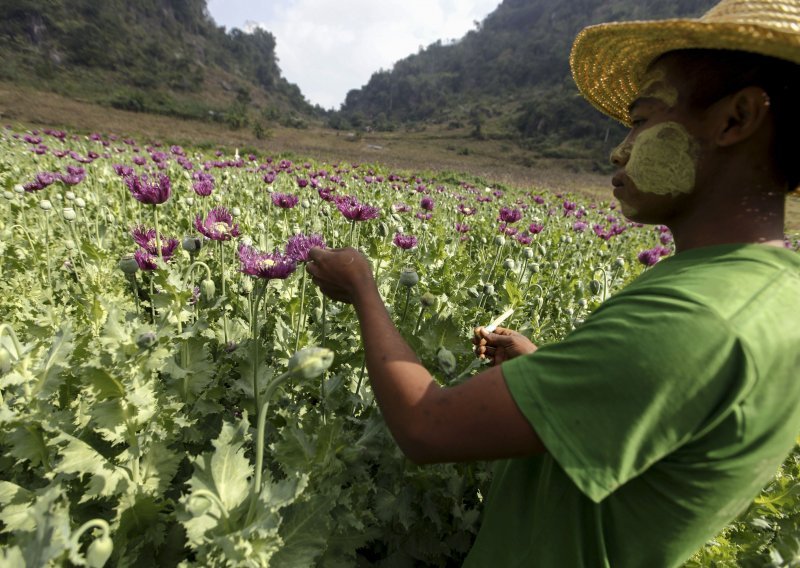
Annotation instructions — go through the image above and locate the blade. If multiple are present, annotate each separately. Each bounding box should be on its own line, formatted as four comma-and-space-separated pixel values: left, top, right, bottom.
485, 308, 514, 332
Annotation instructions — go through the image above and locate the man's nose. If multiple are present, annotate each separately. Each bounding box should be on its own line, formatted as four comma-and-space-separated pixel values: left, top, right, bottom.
610, 141, 632, 167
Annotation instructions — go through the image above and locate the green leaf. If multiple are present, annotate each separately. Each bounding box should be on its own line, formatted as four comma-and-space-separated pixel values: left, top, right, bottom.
0, 481, 34, 533
53, 433, 129, 501
5, 424, 50, 469
32, 325, 74, 401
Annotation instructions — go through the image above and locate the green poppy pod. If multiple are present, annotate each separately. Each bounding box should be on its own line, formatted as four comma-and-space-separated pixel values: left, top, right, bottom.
399, 268, 419, 288
62, 207, 76, 222
86, 535, 114, 568
503, 258, 515, 271
288, 346, 334, 379
437, 347, 457, 375
420, 292, 437, 308
136, 331, 157, 349
483, 283, 495, 295
182, 236, 203, 253
523, 247, 534, 259
118, 254, 139, 275
0, 346, 11, 375
201, 279, 216, 301
494, 235, 506, 246
39, 200, 52, 211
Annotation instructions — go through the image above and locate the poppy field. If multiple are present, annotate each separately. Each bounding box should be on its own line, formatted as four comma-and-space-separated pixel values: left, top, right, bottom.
0, 125, 798, 566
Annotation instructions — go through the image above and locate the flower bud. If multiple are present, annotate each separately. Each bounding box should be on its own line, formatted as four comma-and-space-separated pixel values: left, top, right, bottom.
301, 199, 310, 209
75, 197, 86, 208
399, 268, 419, 288
65, 239, 76, 251
39, 199, 52, 211
13, 184, 24, 194
136, 331, 157, 349
537, 245, 547, 257
523, 247, 534, 260
118, 253, 139, 275
185, 196, 194, 206
288, 346, 334, 379
86, 535, 113, 568
182, 236, 203, 252
589, 280, 602, 295
494, 235, 505, 246
420, 292, 436, 308
0, 346, 12, 375
62, 207, 76, 221
503, 258, 515, 271
186, 495, 212, 515
529, 263, 540, 274
231, 207, 241, 217
613, 257, 625, 269
437, 347, 457, 375
106, 212, 115, 224
200, 279, 216, 301
483, 283, 495, 295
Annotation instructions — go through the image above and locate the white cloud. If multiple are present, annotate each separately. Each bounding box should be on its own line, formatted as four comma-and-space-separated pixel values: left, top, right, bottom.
208, 0, 499, 110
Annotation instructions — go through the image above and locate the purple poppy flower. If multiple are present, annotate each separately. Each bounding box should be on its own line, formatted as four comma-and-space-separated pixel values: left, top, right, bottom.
415, 212, 433, 221
455, 223, 471, 234
125, 173, 171, 205
114, 164, 134, 177
133, 155, 146, 166
562, 200, 577, 215
131, 225, 178, 258
134, 249, 159, 271
336, 196, 380, 221
393, 233, 418, 250
271, 192, 299, 209
528, 223, 544, 235
573, 221, 588, 232
516, 233, 533, 245
238, 245, 297, 280
458, 204, 476, 216
59, 172, 85, 186
637, 246, 671, 267
285, 233, 326, 262
23, 171, 58, 192
195, 207, 241, 241
393, 203, 411, 213
499, 207, 522, 223
420, 197, 435, 211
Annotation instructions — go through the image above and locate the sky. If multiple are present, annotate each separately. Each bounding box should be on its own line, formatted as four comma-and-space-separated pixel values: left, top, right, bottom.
206, 0, 500, 110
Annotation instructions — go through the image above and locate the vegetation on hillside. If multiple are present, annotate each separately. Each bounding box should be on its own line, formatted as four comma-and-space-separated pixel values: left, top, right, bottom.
336, 0, 718, 163
0, 0, 315, 129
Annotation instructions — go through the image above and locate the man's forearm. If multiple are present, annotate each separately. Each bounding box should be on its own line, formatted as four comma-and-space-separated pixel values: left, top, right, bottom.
351, 280, 440, 459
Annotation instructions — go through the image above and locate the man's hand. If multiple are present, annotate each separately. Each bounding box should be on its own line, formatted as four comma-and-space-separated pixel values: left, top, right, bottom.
473, 326, 538, 365
306, 247, 374, 304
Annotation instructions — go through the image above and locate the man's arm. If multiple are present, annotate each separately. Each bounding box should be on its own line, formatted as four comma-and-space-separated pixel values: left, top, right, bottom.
306, 247, 545, 464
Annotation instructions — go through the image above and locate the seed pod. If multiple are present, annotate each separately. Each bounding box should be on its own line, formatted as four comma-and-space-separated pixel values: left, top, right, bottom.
75, 197, 86, 208
65, 240, 76, 251
437, 347, 457, 375
483, 283, 495, 295
62, 207, 76, 221
551, 261, 560, 271
529, 263, 540, 274
537, 245, 547, 257
240, 236, 253, 248
494, 235, 505, 246
503, 258, 515, 271
182, 236, 203, 253
118, 254, 139, 275
2, 191, 13, 200
578, 298, 588, 308
200, 279, 216, 301
39, 200, 52, 211
136, 331, 157, 349
613, 257, 626, 269
86, 535, 113, 568
301, 199, 311, 209
65, 191, 76, 200
288, 346, 334, 379
523, 247, 534, 260
399, 268, 419, 288
231, 207, 241, 217
239, 278, 253, 295
185, 196, 195, 206
420, 292, 436, 308
589, 280, 602, 295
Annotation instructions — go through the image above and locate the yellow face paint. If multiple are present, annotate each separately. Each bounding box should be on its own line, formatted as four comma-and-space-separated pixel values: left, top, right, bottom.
638, 69, 679, 108
626, 122, 697, 196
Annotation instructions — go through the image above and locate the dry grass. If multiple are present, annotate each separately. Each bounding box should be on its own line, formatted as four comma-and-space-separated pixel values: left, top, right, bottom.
1, 81, 798, 233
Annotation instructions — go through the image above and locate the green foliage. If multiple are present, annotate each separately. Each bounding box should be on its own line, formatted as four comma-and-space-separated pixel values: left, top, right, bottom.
0, 124, 797, 567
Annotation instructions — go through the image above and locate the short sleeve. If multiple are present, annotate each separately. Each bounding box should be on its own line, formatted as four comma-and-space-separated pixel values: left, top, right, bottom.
502, 293, 744, 503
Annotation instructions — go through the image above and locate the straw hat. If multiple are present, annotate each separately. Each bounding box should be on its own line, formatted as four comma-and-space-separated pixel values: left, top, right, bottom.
570, 0, 800, 125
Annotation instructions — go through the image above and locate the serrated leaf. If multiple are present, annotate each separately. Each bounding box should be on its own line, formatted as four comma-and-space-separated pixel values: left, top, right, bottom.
271, 490, 335, 568
82, 367, 125, 399
32, 325, 74, 401
0, 481, 34, 533
53, 433, 129, 501
5, 424, 50, 468
139, 442, 182, 496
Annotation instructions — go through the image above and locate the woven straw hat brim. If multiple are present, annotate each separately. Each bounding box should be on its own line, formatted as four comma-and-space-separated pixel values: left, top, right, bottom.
570, 19, 800, 126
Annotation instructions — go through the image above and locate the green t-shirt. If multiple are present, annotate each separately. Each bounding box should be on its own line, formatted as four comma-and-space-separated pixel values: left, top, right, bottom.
464, 244, 800, 568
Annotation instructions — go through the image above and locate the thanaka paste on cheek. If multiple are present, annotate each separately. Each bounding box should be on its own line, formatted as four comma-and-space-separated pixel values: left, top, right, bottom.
626, 122, 697, 196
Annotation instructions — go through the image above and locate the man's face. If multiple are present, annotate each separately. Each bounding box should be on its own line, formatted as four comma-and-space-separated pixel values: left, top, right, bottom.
609, 60, 707, 224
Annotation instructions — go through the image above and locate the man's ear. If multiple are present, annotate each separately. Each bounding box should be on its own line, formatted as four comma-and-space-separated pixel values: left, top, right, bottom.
715, 86, 771, 147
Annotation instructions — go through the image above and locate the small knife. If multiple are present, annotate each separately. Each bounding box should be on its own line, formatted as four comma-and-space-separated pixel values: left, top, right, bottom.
484, 308, 514, 332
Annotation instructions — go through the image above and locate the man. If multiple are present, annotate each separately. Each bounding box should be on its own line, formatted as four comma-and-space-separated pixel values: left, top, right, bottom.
306, 0, 800, 565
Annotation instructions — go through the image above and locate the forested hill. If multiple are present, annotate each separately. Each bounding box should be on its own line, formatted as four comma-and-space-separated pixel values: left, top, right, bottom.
0, 0, 314, 126
337, 0, 717, 154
